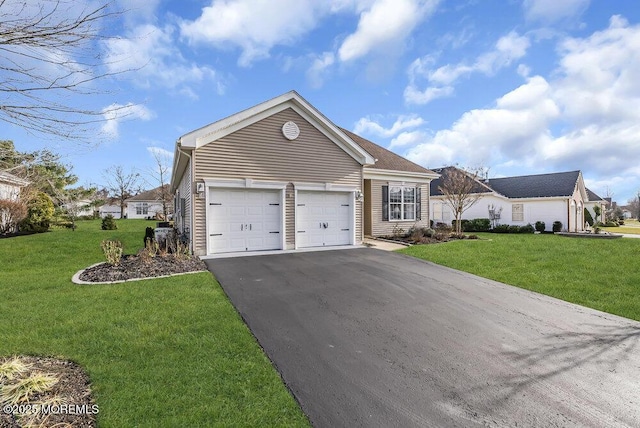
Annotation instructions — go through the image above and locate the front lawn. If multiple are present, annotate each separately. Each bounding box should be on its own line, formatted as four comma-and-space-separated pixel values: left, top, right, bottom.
0, 220, 309, 427
399, 233, 640, 321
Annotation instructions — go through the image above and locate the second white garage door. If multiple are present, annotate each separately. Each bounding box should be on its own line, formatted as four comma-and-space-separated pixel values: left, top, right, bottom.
296, 191, 352, 248
208, 188, 282, 254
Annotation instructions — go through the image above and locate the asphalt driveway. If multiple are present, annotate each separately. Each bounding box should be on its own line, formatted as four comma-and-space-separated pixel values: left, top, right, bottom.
205, 248, 640, 427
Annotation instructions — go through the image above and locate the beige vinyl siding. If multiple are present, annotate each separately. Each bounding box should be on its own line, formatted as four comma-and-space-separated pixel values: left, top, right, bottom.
193, 108, 362, 254
176, 160, 192, 235
369, 180, 430, 237
285, 183, 295, 248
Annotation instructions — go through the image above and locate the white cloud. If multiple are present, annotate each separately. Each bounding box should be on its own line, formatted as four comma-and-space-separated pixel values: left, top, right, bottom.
338, 0, 439, 62
306, 52, 336, 88
101, 103, 155, 139
523, 0, 589, 23
354, 114, 425, 138
406, 16, 640, 195
146, 146, 173, 159
405, 31, 530, 104
180, 0, 329, 67
389, 130, 429, 149
103, 24, 223, 96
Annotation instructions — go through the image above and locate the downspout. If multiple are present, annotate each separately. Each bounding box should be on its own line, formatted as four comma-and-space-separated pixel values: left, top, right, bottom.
176, 140, 195, 252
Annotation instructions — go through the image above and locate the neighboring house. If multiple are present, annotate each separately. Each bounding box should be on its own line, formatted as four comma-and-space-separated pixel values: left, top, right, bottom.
170, 90, 438, 256
125, 185, 170, 219
0, 171, 29, 201
585, 188, 608, 223
98, 200, 123, 219
61, 199, 94, 217
430, 167, 605, 232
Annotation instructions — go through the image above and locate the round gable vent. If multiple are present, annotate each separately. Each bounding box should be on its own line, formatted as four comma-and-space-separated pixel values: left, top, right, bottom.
282, 121, 300, 140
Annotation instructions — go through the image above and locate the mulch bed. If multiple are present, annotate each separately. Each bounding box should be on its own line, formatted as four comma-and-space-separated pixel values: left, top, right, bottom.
0, 356, 97, 428
78, 255, 207, 283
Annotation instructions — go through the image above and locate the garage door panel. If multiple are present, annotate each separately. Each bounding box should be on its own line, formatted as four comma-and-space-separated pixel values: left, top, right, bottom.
208, 188, 282, 254
297, 191, 352, 248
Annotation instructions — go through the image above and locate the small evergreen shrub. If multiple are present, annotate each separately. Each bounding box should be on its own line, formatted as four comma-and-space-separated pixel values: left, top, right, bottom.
463, 218, 491, 232
19, 192, 54, 233
519, 224, 535, 234
101, 215, 117, 230
508, 225, 521, 233
492, 224, 510, 233
584, 208, 594, 226
552, 221, 563, 232
604, 220, 619, 227
534, 221, 546, 232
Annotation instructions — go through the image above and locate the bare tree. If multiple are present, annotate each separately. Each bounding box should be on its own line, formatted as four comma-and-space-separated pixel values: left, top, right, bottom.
103, 165, 140, 218
146, 149, 172, 218
438, 166, 486, 234
0, 0, 129, 142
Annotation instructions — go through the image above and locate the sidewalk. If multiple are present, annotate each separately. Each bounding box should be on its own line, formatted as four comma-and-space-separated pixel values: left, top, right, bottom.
363, 238, 409, 251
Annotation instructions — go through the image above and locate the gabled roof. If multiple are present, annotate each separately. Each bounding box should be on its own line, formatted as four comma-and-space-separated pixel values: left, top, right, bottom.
126, 185, 169, 202
340, 128, 436, 175
0, 170, 29, 187
430, 166, 494, 196
486, 171, 581, 199
585, 187, 605, 202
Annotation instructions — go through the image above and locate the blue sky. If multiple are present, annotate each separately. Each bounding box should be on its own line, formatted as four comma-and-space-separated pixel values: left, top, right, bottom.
4, 0, 640, 203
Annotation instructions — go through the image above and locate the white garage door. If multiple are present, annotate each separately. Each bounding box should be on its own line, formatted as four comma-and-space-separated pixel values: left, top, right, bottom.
296, 191, 352, 248
208, 188, 282, 254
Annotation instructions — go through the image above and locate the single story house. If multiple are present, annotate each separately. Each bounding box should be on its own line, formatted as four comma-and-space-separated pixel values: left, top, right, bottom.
98, 203, 123, 219
61, 199, 94, 217
0, 171, 29, 201
430, 167, 606, 232
170, 90, 438, 256
125, 185, 170, 220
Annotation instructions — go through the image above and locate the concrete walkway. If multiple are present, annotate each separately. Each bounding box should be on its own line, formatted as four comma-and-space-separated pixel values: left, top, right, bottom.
363, 237, 408, 251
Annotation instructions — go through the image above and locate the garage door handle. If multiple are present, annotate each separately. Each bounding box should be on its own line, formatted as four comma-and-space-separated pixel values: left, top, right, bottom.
341, 229, 349, 231
249, 224, 252, 231
210, 233, 222, 236
241, 224, 243, 231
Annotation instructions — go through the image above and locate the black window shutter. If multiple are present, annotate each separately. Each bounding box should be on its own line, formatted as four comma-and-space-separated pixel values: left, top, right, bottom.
416, 187, 421, 221
382, 185, 389, 221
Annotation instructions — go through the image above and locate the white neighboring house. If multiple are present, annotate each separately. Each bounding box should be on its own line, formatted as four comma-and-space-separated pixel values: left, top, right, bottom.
99, 204, 123, 219
61, 199, 94, 217
430, 167, 607, 232
0, 171, 29, 201
125, 186, 169, 219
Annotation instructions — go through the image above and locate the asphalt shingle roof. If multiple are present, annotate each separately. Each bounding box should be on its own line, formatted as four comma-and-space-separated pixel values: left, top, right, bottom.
585, 187, 604, 202
341, 128, 436, 175
429, 167, 493, 196
486, 171, 580, 198
126, 185, 169, 202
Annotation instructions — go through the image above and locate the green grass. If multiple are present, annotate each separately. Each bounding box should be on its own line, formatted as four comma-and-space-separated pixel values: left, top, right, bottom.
0, 220, 309, 427
399, 233, 640, 321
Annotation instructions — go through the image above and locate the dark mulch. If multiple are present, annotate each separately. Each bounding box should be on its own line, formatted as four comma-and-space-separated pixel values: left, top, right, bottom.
0, 356, 97, 428
78, 254, 207, 283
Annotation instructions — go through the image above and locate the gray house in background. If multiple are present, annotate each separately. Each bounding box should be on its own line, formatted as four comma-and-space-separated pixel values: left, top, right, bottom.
170, 91, 438, 256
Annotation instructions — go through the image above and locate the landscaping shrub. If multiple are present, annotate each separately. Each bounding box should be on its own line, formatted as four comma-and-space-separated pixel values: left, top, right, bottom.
19, 192, 54, 233
584, 208, 594, 226
434, 222, 452, 233
101, 240, 123, 266
619, 219, 625, 225
101, 214, 117, 230
519, 224, 535, 234
0, 199, 27, 235
535, 221, 546, 232
463, 218, 491, 232
144, 226, 155, 246
467, 234, 479, 240
604, 220, 619, 227
508, 225, 521, 233
422, 227, 435, 238
453, 219, 470, 230
492, 224, 510, 233
552, 221, 563, 232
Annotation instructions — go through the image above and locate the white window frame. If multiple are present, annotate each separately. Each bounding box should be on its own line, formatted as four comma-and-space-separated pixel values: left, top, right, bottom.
136, 202, 149, 216
512, 203, 524, 222
388, 185, 416, 221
